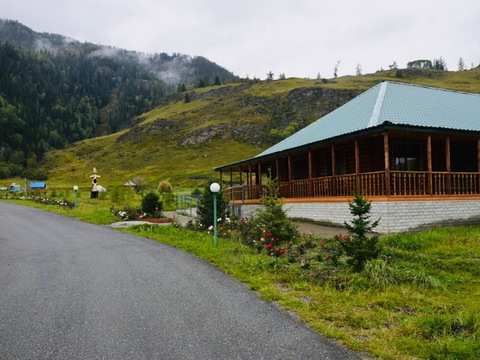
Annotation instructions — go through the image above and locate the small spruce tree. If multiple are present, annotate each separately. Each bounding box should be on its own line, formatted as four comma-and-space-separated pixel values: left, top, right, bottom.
141, 192, 162, 218
341, 193, 381, 271
196, 183, 228, 229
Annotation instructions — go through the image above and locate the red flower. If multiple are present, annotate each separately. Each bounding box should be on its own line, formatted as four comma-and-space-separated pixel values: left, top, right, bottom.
321, 241, 327, 246
267, 233, 272, 237
325, 255, 331, 260
275, 237, 280, 241
280, 249, 286, 254
265, 243, 273, 249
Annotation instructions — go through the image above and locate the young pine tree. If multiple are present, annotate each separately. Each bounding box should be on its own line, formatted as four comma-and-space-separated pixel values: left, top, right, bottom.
196, 183, 228, 229
341, 193, 381, 271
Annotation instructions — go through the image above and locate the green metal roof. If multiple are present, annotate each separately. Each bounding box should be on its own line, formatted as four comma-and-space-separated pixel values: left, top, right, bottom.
215, 81, 480, 170
257, 81, 480, 158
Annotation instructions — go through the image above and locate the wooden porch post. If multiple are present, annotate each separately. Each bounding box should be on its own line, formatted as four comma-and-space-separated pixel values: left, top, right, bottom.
355, 139, 360, 174
239, 167, 243, 185
308, 150, 313, 197
308, 150, 313, 178
229, 168, 233, 188
257, 163, 262, 186
287, 155, 292, 198
354, 139, 360, 194
248, 164, 252, 186
384, 132, 390, 196
331, 145, 336, 196
427, 135, 433, 195
287, 156, 292, 181
331, 145, 336, 175
477, 139, 480, 193
446, 136, 451, 194
276, 158, 280, 181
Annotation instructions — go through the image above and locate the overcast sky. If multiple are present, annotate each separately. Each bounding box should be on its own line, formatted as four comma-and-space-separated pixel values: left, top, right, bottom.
1, 0, 479, 79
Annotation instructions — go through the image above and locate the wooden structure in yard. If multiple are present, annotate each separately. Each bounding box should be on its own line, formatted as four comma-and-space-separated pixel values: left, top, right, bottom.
214, 82, 480, 232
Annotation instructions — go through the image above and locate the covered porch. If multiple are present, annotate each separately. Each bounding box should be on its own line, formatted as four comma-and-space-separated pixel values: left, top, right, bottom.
217, 127, 480, 202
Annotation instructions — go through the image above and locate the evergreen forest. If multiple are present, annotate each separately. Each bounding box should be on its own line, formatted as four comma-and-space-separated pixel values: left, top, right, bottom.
0, 19, 236, 179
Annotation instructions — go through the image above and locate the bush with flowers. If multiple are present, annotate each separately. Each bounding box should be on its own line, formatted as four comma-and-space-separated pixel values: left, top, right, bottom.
289, 193, 381, 279
246, 174, 298, 257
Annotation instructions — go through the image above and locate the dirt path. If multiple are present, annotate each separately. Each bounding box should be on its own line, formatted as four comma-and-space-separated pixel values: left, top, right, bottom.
295, 221, 346, 238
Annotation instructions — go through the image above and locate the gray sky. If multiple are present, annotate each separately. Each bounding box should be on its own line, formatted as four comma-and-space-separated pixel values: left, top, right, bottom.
1, 0, 479, 79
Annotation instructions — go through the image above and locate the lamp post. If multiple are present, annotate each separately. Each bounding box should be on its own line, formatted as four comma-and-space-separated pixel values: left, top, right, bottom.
210, 182, 220, 247
73, 185, 78, 209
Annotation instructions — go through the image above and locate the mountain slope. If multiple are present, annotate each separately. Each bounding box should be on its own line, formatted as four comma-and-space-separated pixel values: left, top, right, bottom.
0, 19, 237, 179
39, 67, 480, 188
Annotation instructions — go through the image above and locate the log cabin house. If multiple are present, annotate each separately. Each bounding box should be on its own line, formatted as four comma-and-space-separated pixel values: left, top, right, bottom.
214, 81, 480, 233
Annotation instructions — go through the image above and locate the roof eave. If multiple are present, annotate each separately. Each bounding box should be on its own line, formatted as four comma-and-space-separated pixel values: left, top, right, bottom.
214, 124, 480, 171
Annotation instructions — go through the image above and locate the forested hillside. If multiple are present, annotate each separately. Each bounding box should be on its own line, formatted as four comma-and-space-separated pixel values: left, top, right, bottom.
0, 19, 237, 179
39, 67, 480, 187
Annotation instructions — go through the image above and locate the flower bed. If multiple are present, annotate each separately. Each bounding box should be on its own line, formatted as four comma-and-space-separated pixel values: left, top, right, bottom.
142, 218, 173, 223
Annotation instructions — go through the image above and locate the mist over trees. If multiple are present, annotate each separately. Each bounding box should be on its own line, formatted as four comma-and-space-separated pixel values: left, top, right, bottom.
0, 19, 237, 179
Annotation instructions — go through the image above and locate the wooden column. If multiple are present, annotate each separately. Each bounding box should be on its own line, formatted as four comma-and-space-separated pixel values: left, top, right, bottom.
276, 158, 280, 181
446, 136, 451, 194
229, 168, 233, 188
239, 167, 243, 185
308, 150, 313, 179
331, 145, 336, 196
331, 145, 336, 176
308, 150, 313, 197
287, 156, 292, 181
287, 156, 292, 198
477, 139, 480, 172
427, 135, 432, 195
257, 163, 262, 186
354, 139, 360, 174
248, 164, 252, 186
354, 139, 360, 194
384, 132, 390, 196
477, 139, 480, 194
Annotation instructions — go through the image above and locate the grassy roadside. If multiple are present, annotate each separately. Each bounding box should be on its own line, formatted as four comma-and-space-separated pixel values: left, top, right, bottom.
3, 197, 479, 360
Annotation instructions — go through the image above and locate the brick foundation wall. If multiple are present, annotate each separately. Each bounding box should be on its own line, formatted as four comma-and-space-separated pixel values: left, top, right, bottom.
230, 199, 480, 234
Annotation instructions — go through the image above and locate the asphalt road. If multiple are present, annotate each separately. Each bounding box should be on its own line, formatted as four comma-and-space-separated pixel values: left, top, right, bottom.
0, 202, 363, 360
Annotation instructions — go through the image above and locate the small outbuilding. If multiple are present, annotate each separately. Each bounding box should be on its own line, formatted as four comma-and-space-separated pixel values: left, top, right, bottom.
124, 180, 138, 190
9, 183, 22, 193
30, 182, 47, 191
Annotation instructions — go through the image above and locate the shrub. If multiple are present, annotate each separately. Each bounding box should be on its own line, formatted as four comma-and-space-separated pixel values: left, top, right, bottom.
141, 192, 162, 218
250, 174, 297, 256
157, 180, 173, 193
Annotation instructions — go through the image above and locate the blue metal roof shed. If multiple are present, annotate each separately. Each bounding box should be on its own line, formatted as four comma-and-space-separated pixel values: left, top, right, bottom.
30, 182, 47, 190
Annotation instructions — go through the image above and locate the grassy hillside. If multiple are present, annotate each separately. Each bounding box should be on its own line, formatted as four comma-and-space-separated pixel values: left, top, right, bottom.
22, 67, 480, 189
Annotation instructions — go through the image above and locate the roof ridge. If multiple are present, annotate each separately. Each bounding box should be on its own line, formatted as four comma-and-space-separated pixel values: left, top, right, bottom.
383, 80, 480, 97
368, 81, 388, 127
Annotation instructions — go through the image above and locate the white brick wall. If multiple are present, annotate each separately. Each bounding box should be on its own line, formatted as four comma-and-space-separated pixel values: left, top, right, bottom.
231, 199, 480, 234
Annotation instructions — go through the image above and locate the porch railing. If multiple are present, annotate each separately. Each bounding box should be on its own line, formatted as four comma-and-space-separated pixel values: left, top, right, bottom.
224, 185, 267, 202
224, 171, 480, 201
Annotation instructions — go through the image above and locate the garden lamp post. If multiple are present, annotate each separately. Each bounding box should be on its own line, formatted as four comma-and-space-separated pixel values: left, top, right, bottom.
73, 185, 78, 209
210, 182, 220, 247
